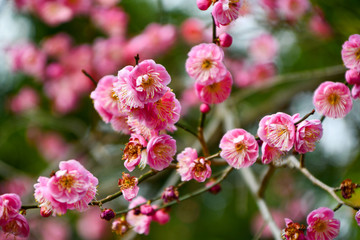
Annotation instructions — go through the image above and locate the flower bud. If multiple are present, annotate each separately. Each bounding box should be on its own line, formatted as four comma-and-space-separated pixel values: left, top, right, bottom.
206, 179, 222, 195
140, 204, 155, 216
196, 0, 212, 11
345, 69, 360, 85
40, 206, 52, 217
219, 33, 233, 48
161, 186, 179, 203
112, 217, 129, 236
200, 103, 211, 113
100, 208, 116, 221
340, 179, 357, 199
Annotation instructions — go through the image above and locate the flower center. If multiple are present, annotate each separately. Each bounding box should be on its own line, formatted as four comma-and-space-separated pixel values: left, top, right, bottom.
111, 89, 119, 101
137, 75, 154, 89
119, 173, 136, 190
122, 142, 142, 162
284, 222, 306, 240
356, 48, 360, 60
59, 174, 75, 191
202, 59, 212, 70
327, 93, 340, 105
314, 220, 327, 232
235, 142, 247, 153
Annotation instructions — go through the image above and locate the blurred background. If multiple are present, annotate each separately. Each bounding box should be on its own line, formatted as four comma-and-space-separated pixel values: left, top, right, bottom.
1, 0, 360, 239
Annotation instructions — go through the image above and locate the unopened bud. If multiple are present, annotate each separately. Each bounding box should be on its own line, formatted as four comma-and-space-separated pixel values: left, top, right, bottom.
40, 206, 52, 217
206, 179, 222, 195
200, 103, 211, 113
100, 208, 116, 221
340, 179, 357, 199
161, 185, 179, 203
219, 33, 233, 48
196, 0, 212, 11
112, 217, 129, 236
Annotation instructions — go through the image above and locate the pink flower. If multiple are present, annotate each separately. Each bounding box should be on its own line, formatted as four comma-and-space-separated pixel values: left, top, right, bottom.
283, 218, 306, 240
250, 63, 276, 86
9, 87, 39, 113
41, 33, 72, 58
258, 113, 295, 151
35, 131, 70, 162
91, 7, 128, 37
308, 11, 332, 39
110, 115, 131, 135
212, 0, 241, 27
176, 148, 212, 182
152, 208, 170, 225
355, 210, 360, 226
126, 196, 152, 235
313, 81, 353, 118
345, 69, 360, 85
352, 84, 360, 99
261, 142, 283, 164
118, 173, 139, 201
306, 207, 340, 240
90, 75, 121, 123
129, 59, 171, 105
220, 129, 259, 168
122, 134, 148, 172
1, 213, 29, 238
342, 34, 360, 71
278, 0, 309, 22
36, 1, 74, 26
35, 160, 98, 215
249, 33, 278, 63
185, 43, 227, 85
294, 120, 323, 154
76, 208, 107, 240
180, 18, 205, 45
127, 116, 158, 140
195, 71, 233, 104
0, 194, 22, 225
147, 134, 176, 171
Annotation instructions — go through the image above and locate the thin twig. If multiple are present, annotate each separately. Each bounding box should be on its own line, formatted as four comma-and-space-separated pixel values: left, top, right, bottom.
257, 164, 276, 198
134, 54, 140, 65
82, 69, 97, 86
198, 112, 209, 157
299, 154, 305, 168
175, 122, 198, 138
294, 109, 315, 125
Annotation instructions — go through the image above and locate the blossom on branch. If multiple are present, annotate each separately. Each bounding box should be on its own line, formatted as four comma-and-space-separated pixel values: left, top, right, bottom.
306, 207, 340, 240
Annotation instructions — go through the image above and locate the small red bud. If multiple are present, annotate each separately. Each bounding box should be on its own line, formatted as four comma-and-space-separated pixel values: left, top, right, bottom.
196, 0, 212, 11
100, 208, 116, 221
219, 33, 233, 48
200, 103, 211, 113
40, 206, 52, 217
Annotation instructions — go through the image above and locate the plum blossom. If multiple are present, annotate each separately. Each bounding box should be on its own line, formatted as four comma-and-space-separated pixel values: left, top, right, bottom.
212, 0, 241, 27
220, 129, 259, 169
176, 148, 211, 182
341, 34, 360, 71
355, 210, 360, 226
345, 69, 360, 85
195, 71, 232, 104
147, 134, 176, 171
122, 134, 148, 172
306, 207, 340, 240
91, 7, 128, 37
282, 218, 306, 240
261, 142, 283, 164
352, 84, 360, 99
278, 0, 309, 22
313, 81, 352, 118
257, 112, 296, 152
249, 33, 278, 63
185, 43, 227, 85
294, 120, 323, 154
9, 87, 39, 114
180, 18, 205, 44
118, 172, 139, 201
126, 196, 152, 235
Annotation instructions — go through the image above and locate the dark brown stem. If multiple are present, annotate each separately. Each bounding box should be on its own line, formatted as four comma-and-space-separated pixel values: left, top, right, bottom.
175, 122, 198, 138
212, 15, 217, 44
333, 203, 343, 212
20, 204, 39, 210
294, 109, 315, 125
299, 154, 305, 168
82, 69, 97, 86
135, 54, 140, 65
198, 112, 209, 157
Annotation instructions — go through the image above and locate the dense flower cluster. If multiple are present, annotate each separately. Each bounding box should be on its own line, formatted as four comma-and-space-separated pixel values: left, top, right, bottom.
0, 194, 29, 238
34, 160, 98, 216
342, 34, 360, 99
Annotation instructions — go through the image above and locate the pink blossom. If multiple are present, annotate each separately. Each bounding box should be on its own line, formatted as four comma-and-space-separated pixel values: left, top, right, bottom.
76, 208, 108, 240
180, 18, 205, 45
261, 142, 283, 164
176, 148, 211, 182
90, 75, 122, 123
45, 63, 65, 79
161, 186, 179, 203
41, 33, 72, 58
355, 210, 360, 226
91, 7, 128, 37
308, 11, 332, 39
1, 213, 29, 238
212, 0, 241, 27
92, 37, 125, 76
36, 1, 74, 26
152, 208, 170, 225
190, 157, 212, 182
138, 90, 181, 131
0, 177, 33, 197
345, 69, 360, 85
220, 128, 259, 169
7, 43, 46, 80
306, 207, 340, 240
118, 172, 139, 201
9, 87, 39, 113
127, 116, 158, 140
196, 0, 212, 10
185, 43, 227, 85
249, 33, 278, 63
35, 131, 70, 162
126, 196, 152, 235
128, 59, 171, 105
342, 34, 360, 71
0, 194, 21, 225
122, 134, 148, 172
257, 112, 296, 151
352, 84, 360, 99
294, 119, 323, 154
124, 24, 176, 62
278, 0, 309, 22
110, 115, 131, 135
111, 217, 129, 236
195, 71, 233, 104
313, 81, 353, 118
147, 134, 176, 171
200, 103, 211, 113
250, 63, 276, 86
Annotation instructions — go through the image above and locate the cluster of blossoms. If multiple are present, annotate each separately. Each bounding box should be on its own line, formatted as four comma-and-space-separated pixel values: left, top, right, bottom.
112, 196, 170, 235
260, 0, 310, 23
0, 194, 29, 238
186, 43, 233, 104
257, 112, 323, 164
283, 207, 340, 240
197, 0, 241, 27
342, 34, 360, 99
34, 160, 98, 216
91, 59, 179, 172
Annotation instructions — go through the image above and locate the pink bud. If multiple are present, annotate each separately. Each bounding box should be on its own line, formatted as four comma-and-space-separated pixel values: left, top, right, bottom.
200, 103, 211, 113
40, 206, 52, 217
219, 33, 233, 48
345, 69, 360, 85
140, 204, 155, 216
196, 0, 212, 11
100, 208, 116, 221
